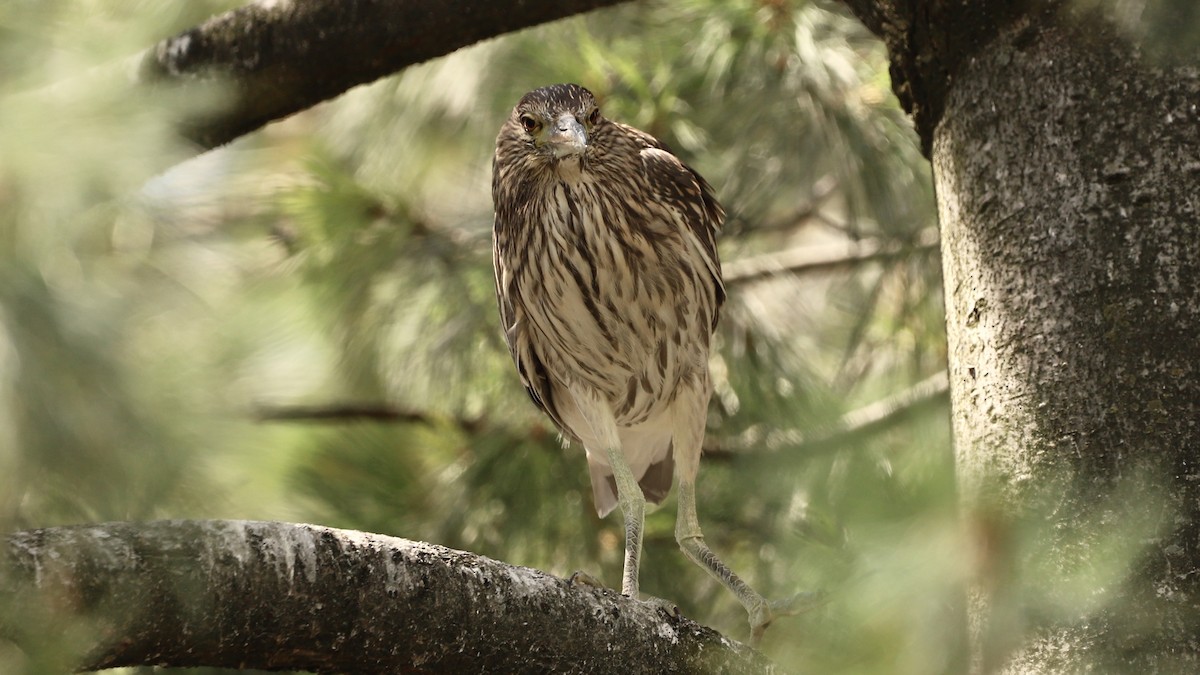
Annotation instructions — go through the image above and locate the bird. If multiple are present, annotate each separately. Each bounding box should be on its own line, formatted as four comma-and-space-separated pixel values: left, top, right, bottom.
492, 83, 793, 645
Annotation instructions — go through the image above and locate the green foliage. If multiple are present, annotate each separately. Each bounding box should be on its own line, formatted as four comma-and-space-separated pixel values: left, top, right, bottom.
0, 0, 974, 672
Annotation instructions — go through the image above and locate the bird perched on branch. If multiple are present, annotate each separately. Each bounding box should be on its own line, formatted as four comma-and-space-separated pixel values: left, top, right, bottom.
492, 83, 795, 644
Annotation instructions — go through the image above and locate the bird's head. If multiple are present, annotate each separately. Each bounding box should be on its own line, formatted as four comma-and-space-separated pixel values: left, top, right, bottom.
503, 83, 603, 162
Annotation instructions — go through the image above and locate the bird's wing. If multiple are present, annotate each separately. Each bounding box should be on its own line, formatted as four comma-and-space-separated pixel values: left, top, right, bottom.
636, 143, 726, 325
492, 225, 575, 440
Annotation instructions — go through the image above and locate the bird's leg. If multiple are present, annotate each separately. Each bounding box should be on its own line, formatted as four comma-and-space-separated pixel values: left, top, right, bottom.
677, 483, 822, 647
671, 383, 812, 646
675, 479, 776, 644
675, 480, 818, 645
566, 384, 655, 600
605, 444, 646, 597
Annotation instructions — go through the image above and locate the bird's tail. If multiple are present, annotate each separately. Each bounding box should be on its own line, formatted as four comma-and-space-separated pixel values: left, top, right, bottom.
587, 426, 675, 518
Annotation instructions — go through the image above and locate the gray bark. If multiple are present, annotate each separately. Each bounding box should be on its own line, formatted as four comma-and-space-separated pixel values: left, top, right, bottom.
1, 520, 778, 673
937, 18, 1200, 672
842, 0, 1200, 671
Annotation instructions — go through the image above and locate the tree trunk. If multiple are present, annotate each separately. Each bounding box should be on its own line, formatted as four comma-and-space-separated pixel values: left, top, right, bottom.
843, 1, 1200, 670
1, 520, 777, 673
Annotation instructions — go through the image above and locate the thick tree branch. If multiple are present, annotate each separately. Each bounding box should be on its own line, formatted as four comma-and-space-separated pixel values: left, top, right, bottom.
1, 520, 778, 673
137, 0, 630, 151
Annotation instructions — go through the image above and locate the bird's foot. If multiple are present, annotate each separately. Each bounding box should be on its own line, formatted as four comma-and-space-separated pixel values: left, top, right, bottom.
568, 572, 682, 620
638, 594, 682, 621
747, 590, 827, 647
567, 570, 605, 588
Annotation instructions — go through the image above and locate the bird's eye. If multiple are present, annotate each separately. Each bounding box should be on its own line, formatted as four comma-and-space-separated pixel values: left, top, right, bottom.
587, 108, 601, 126
519, 115, 540, 134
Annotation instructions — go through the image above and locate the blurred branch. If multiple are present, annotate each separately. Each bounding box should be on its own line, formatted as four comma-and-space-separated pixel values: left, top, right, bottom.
726, 175, 839, 236
253, 403, 488, 435
258, 402, 443, 423
257, 367, 950, 458
2, 521, 778, 673
723, 227, 940, 286
705, 371, 949, 458
135, 0, 631, 152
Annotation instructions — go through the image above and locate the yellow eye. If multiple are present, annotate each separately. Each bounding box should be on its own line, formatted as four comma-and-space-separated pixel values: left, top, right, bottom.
519, 115, 540, 134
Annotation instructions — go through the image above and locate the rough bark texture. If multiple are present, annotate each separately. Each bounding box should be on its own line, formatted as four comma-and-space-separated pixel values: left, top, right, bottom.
138, 0, 629, 150
842, 0, 1200, 670
935, 18, 1200, 671
1, 520, 777, 673
839, 0, 1049, 155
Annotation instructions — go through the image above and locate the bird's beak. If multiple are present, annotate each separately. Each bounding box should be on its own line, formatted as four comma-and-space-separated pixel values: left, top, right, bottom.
547, 114, 587, 158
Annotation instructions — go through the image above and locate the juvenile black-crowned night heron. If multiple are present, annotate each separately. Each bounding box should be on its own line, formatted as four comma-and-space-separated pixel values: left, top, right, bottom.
492, 83, 792, 645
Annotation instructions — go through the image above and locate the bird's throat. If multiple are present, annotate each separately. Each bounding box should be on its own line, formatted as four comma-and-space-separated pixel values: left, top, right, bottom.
553, 156, 586, 182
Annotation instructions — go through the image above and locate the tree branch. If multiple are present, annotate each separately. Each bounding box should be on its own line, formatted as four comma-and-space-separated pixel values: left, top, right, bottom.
254, 401, 459, 423
251, 403, 494, 440
705, 371, 949, 458
253, 370, 950, 460
137, 0, 631, 151
724, 176, 839, 236
722, 228, 940, 286
1, 520, 778, 673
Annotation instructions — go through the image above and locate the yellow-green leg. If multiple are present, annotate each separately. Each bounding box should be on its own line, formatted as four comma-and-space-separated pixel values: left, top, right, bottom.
606, 445, 646, 597
675, 480, 819, 646
671, 379, 814, 646
675, 480, 775, 643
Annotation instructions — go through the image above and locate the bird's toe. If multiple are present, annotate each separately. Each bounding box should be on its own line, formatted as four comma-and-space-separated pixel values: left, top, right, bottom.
567, 570, 606, 589
639, 594, 682, 620
747, 590, 827, 647
771, 589, 826, 616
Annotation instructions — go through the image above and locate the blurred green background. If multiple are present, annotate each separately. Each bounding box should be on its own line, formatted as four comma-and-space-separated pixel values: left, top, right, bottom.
0, 0, 961, 672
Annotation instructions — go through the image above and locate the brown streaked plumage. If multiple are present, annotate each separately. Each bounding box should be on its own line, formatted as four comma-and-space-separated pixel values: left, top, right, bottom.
492, 83, 792, 644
